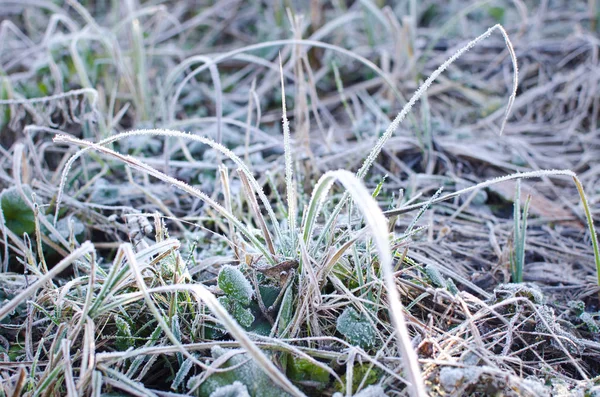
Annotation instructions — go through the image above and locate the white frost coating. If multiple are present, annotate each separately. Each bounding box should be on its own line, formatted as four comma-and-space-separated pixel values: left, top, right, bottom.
218, 265, 254, 305
209, 381, 250, 397
280, 55, 297, 247
53, 133, 277, 264
336, 307, 376, 349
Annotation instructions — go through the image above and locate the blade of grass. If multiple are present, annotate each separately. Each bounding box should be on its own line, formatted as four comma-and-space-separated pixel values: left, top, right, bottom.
280, 55, 297, 250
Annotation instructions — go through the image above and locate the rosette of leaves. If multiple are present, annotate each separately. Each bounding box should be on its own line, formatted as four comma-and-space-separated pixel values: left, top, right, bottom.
217, 265, 255, 328
336, 306, 377, 349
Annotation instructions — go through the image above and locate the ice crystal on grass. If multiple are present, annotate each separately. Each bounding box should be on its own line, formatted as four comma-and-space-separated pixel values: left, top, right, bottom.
114, 315, 134, 351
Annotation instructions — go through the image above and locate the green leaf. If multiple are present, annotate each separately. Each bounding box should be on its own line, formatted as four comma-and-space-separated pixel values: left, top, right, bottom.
1, 185, 35, 236
230, 302, 255, 328
423, 264, 445, 288
172, 357, 194, 391
218, 265, 253, 305
286, 356, 330, 389
372, 175, 387, 198
336, 307, 377, 349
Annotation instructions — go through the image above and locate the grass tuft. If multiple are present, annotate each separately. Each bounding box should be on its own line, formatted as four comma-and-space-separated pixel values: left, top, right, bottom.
1, 3, 599, 397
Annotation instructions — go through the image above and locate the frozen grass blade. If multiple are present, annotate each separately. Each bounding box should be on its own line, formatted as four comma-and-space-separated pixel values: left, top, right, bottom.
573, 176, 600, 295
511, 180, 531, 283
357, 24, 517, 180
280, 55, 297, 249
238, 169, 276, 258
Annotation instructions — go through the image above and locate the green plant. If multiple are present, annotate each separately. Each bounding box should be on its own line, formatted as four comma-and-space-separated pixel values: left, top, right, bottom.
2, 3, 595, 395
335, 364, 380, 395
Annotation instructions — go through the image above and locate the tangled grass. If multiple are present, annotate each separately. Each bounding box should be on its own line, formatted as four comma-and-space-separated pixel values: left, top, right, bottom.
1, 1, 600, 396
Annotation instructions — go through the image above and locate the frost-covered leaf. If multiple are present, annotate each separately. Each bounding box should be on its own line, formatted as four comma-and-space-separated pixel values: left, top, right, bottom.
218, 296, 255, 328
423, 264, 445, 288
196, 346, 292, 397
230, 302, 255, 328
336, 307, 377, 349
218, 265, 253, 305
172, 357, 194, 390
50, 215, 84, 242
446, 278, 458, 295
579, 312, 599, 333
